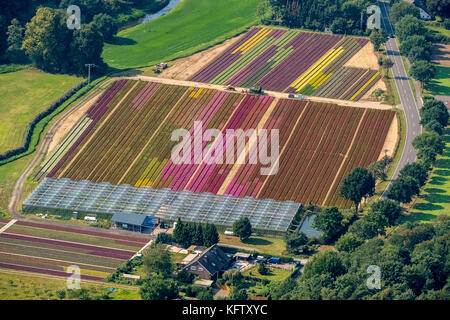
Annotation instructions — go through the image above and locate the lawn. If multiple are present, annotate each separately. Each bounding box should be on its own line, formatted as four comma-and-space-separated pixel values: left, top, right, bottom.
102, 0, 262, 69
219, 234, 287, 257
242, 265, 292, 282
0, 68, 83, 154
425, 24, 450, 39
0, 270, 140, 300
427, 65, 450, 96
404, 130, 450, 223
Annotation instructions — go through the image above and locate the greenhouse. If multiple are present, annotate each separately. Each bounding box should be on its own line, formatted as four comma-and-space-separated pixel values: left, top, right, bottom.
23, 178, 301, 232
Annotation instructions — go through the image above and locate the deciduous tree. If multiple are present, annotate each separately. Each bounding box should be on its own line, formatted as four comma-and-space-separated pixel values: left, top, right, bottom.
339, 167, 375, 216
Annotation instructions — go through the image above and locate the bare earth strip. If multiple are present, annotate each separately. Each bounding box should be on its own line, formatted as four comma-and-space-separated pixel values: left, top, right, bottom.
159, 33, 247, 80
344, 42, 379, 70
256, 101, 311, 198
217, 97, 280, 195
361, 78, 387, 101
431, 43, 450, 67
378, 114, 397, 160
129, 75, 394, 110
47, 93, 103, 155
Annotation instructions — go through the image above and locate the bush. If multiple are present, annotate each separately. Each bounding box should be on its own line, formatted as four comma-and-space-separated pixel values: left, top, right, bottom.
258, 262, 269, 275
155, 233, 173, 245
177, 270, 194, 284
55, 289, 66, 300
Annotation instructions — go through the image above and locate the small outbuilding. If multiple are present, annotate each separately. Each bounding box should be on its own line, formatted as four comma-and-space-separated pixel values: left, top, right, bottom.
233, 252, 252, 261
111, 213, 158, 233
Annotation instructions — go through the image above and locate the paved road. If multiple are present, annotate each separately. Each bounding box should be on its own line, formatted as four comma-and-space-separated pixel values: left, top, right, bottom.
378, 0, 422, 195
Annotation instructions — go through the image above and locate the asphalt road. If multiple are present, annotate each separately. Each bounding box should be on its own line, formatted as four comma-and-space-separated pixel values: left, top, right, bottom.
378, 0, 422, 195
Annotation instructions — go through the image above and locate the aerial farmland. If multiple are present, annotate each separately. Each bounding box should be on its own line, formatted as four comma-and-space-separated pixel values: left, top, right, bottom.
0, 0, 448, 303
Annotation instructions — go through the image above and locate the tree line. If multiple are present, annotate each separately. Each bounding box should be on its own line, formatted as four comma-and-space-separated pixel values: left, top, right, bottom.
257, 0, 376, 36
170, 218, 220, 248
266, 215, 449, 299
0, 0, 166, 76
387, 97, 447, 205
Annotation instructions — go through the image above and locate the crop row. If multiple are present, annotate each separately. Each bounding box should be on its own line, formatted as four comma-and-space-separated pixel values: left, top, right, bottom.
0, 238, 125, 269
35, 80, 129, 181
190, 27, 379, 100
183, 95, 274, 194
148, 90, 246, 190
12, 219, 149, 245
40, 80, 395, 209
324, 109, 395, 207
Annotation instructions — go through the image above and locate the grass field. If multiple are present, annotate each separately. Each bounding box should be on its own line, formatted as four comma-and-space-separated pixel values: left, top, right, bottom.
0, 270, 140, 300
426, 24, 450, 39
102, 0, 262, 69
404, 130, 450, 223
0, 154, 32, 216
427, 65, 450, 96
242, 265, 292, 282
219, 234, 287, 257
0, 68, 83, 154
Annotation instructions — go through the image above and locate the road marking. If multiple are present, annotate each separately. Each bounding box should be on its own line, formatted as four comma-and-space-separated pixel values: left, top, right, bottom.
0, 220, 17, 234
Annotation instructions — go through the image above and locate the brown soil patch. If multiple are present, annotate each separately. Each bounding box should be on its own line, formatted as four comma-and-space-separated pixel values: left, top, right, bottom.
431, 43, 450, 67
377, 113, 398, 160
47, 93, 101, 155
158, 33, 247, 80
344, 42, 379, 70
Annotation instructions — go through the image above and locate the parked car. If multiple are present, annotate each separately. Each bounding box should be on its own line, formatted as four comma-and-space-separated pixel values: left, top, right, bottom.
267, 257, 281, 264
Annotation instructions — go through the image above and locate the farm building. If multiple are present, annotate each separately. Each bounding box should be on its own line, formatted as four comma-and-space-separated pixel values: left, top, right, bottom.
233, 252, 252, 261
111, 213, 159, 233
182, 245, 232, 280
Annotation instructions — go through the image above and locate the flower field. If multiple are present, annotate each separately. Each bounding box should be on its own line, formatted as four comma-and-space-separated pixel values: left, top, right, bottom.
0, 218, 147, 280
35, 80, 395, 208
190, 27, 381, 101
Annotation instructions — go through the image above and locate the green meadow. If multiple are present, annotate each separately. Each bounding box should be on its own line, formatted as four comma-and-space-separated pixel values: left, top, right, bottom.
0, 68, 83, 154
103, 0, 262, 69
406, 130, 450, 222
427, 65, 450, 96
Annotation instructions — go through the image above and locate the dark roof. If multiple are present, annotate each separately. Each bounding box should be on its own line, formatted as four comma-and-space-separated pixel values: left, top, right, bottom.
186, 245, 231, 275
111, 213, 148, 226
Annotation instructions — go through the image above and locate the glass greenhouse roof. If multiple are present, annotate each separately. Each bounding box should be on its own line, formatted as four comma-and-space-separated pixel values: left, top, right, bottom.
23, 178, 301, 232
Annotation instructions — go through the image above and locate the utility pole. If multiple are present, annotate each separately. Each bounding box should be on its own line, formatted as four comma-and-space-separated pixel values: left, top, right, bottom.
85, 64, 95, 84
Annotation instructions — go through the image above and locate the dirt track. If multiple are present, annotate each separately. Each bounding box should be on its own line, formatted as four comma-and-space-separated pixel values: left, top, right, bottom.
7, 79, 114, 219
129, 75, 394, 110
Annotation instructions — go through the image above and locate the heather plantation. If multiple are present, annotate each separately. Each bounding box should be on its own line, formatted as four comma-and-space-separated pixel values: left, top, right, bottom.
190, 27, 381, 100
32, 79, 395, 213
